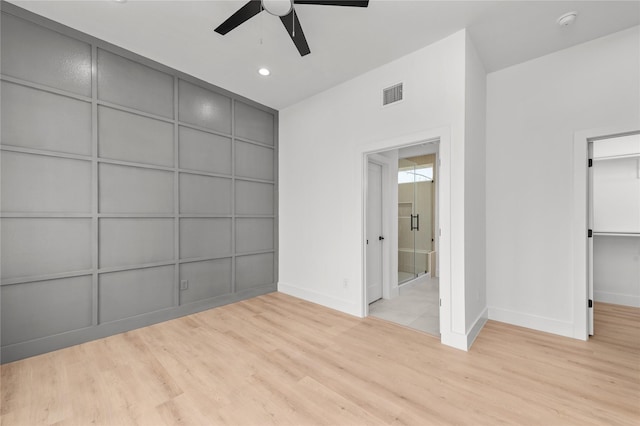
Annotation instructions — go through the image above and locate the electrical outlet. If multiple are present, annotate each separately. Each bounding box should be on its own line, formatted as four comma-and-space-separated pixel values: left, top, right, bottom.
180, 280, 188, 290
343, 278, 348, 288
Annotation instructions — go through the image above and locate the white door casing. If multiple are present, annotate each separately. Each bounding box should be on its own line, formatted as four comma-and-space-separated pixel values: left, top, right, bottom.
572, 126, 639, 341
367, 161, 383, 303
588, 142, 594, 335
361, 129, 455, 348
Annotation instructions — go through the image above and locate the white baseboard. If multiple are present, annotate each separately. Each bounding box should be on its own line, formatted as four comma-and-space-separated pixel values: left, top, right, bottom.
594, 291, 640, 308
277, 282, 362, 317
467, 307, 488, 348
440, 331, 468, 351
488, 307, 575, 338
441, 307, 488, 351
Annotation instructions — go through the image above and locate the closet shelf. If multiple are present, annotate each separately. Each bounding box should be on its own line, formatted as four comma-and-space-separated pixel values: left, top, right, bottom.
593, 232, 640, 237
593, 153, 640, 161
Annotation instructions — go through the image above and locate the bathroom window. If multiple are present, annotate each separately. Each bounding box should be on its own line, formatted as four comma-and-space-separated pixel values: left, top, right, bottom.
398, 165, 433, 183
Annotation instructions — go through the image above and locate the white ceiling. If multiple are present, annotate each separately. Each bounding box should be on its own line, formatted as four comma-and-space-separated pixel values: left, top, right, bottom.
9, 1, 640, 110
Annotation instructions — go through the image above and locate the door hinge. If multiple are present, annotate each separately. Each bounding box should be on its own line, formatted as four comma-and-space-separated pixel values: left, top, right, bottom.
588, 158, 593, 167
588, 229, 593, 238
588, 299, 593, 308
439, 298, 442, 307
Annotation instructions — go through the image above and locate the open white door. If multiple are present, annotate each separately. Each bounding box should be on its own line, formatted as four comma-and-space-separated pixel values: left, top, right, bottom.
588, 142, 594, 335
367, 162, 383, 304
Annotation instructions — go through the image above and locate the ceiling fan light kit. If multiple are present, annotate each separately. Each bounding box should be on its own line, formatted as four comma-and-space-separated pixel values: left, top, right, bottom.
214, 0, 369, 57
262, 0, 293, 17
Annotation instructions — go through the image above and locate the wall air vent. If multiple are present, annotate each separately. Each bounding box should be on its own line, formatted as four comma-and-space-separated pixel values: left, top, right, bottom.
383, 83, 403, 106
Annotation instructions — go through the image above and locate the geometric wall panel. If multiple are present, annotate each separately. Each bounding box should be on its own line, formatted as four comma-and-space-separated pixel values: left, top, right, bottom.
99, 219, 174, 268
0, 6, 276, 363
1, 81, 92, 156
179, 259, 232, 305
1, 151, 91, 213
97, 48, 174, 118
98, 106, 174, 167
236, 218, 274, 253
1, 276, 93, 346
1, 13, 91, 96
99, 163, 174, 214
179, 126, 231, 175
235, 180, 275, 215
235, 253, 274, 291
0, 218, 92, 280
180, 218, 232, 259
99, 265, 175, 323
235, 141, 274, 181
178, 79, 231, 134
235, 101, 274, 145
179, 173, 232, 215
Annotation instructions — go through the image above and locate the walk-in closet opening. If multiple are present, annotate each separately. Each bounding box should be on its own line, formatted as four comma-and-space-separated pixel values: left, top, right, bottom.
588, 132, 640, 334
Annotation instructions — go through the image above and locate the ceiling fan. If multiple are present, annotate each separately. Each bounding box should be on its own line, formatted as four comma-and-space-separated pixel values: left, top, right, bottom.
214, 0, 369, 57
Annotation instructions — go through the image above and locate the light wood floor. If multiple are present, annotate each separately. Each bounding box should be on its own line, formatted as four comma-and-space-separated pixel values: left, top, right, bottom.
1, 293, 638, 425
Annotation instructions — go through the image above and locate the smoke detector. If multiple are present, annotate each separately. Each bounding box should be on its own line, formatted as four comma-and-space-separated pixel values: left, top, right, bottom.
557, 11, 578, 27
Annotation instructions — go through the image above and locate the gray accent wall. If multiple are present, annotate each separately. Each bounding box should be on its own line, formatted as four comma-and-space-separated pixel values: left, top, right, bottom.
0, 4, 278, 363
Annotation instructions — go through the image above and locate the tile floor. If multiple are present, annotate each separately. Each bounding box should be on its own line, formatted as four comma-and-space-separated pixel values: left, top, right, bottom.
368, 276, 440, 336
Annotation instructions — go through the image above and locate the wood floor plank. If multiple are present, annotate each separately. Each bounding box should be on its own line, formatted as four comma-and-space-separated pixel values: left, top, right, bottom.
1, 296, 638, 425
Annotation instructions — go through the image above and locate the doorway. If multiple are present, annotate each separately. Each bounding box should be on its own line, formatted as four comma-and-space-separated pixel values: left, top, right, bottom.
588, 132, 640, 334
573, 127, 639, 340
366, 141, 441, 337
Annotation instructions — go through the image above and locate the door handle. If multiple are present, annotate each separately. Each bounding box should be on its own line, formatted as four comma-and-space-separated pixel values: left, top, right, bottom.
410, 214, 420, 231
379, 236, 384, 241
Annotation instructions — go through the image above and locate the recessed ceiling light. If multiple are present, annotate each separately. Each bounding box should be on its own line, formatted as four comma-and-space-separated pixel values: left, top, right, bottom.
557, 11, 578, 27
113, 0, 128, 3
258, 68, 271, 76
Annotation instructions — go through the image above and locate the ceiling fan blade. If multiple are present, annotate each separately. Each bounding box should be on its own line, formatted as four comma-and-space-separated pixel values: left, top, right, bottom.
214, 0, 263, 35
293, 0, 369, 6
280, 10, 311, 57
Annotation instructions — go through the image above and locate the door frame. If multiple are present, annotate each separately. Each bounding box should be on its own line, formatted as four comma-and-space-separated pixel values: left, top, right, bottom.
587, 141, 594, 335
572, 125, 640, 340
362, 128, 451, 346
366, 154, 392, 303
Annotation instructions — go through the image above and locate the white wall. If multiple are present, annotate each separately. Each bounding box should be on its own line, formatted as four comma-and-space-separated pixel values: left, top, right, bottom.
593, 236, 640, 307
279, 30, 474, 348
486, 26, 640, 337
463, 33, 488, 340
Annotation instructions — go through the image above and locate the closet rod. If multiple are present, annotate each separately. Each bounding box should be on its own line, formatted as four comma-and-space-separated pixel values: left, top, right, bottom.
593, 232, 640, 237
